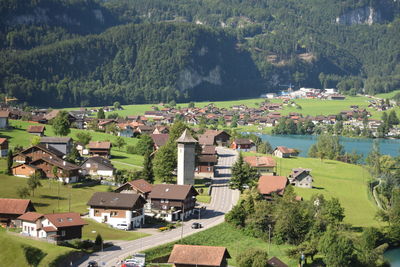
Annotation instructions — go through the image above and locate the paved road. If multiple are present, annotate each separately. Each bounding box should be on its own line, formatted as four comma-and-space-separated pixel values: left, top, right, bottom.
76, 147, 239, 267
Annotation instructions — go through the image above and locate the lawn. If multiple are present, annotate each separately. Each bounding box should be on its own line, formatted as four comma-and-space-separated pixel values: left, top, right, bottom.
82, 219, 149, 241
143, 222, 296, 266
375, 89, 400, 99
0, 228, 75, 267
2, 119, 143, 169
194, 177, 211, 204
275, 156, 381, 227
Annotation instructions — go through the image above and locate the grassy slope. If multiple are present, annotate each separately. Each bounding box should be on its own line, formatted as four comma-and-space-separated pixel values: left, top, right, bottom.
276, 156, 380, 227
0, 229, 75, 267
143, 222, 296, 266
375, 89, 400, 99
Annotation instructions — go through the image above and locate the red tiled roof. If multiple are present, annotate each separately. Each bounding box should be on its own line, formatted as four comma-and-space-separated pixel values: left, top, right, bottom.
276, 146, 291, 154
0, 138, 7, 145
44, 212, 87, 228
27, 125, 45, 133
0, 199, 34, 215
257, 175, 288, 196
128, 179, 153, 194
168, 244, 230, 266
42, 226, 57, 232
244, 156, 276, 168
18, 212, 43, 222
88, 141, 111, 149
0, 111, 10, 118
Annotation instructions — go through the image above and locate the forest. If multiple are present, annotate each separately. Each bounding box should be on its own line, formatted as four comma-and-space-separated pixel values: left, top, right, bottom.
1, 0, 400, 106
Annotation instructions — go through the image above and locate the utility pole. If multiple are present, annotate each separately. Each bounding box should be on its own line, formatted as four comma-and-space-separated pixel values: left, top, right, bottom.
268, 224, 272, 255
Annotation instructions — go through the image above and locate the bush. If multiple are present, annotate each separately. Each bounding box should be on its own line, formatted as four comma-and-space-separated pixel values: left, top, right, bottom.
126, 145, 137, 154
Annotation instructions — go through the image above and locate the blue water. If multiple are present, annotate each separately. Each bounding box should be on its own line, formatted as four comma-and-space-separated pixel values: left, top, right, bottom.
385, 248, 400, 267
258, 134, 400, 158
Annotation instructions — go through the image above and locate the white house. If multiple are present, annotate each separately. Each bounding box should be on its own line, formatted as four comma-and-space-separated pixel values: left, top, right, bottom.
87, 192, 146, 230
0, 111, 9, 129
80, 156, 115, 178
288, 168, 313, 188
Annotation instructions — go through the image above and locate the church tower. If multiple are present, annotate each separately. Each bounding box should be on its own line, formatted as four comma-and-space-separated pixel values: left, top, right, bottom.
176, 129, 197, 185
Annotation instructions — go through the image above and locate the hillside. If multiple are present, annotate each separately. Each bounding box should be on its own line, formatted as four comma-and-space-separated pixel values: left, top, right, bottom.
1, 0, 400, 106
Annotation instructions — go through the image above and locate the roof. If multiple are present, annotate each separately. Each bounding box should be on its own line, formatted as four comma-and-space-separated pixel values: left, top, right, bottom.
149, 184, 198, 200
291, 168, 312, 179
234, 139, 253, 145
275, 146, 291, 154
168, 244, 230, 266
31, 157, 80, 171
40, 137, 72, 144
88, 141, 111, 149
27, 125, 45, 133
176, 129, 198, 143
0, 138, 7, 145
201, 145, 216, 155
21, 144, 65, 158
17, 212, 43, 222
44, 212, 87, 228
0, 111, 10, 118
203, 130, 230, 138
0, 199, 35, 215
127, 179, 153, 194
81, 157, 114, 170
87, 192, 145, 209
257, 175, 288, 196
43, 110, 60, 120
267, 257, 288, 267
198, 135, 215, 146
244, 156, 276, 168
42, 226, 57, 232
151, 134, 169, 148
198, 155, 218, 163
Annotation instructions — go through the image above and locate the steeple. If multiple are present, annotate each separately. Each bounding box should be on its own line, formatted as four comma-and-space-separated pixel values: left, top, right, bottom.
176, 129, 197, 185
176, 129, 198, 143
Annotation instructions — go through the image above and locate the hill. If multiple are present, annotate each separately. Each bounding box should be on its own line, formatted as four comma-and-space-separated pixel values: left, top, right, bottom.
1, 0, 400, 106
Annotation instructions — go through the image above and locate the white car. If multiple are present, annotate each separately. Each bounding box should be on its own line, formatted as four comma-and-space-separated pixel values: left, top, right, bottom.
114, 223, 129, 231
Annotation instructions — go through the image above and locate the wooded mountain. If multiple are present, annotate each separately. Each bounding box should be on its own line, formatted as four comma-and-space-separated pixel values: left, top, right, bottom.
1, 0, 400, 106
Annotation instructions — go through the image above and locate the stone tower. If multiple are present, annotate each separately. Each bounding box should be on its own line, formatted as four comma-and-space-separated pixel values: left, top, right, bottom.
176, 129, 197, 185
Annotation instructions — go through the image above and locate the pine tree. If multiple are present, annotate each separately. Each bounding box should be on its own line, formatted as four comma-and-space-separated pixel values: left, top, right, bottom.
141, 151, 154, 184
7, 149, 13, 175
97, 108, 105, 119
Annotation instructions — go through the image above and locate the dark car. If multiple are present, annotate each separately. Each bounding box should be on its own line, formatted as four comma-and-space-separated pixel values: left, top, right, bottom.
88, 261, 98, 267
191, 222, 202, 229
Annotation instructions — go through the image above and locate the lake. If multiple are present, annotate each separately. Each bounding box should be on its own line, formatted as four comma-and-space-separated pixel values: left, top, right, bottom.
258, 134, 400, 158
385, 248, 400, 267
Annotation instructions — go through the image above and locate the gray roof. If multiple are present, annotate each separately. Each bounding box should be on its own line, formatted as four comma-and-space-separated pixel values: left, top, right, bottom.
176, 129, 198, 143
81, 157, 115, 170
40, 137, 72, 144
87, 192, 145, 209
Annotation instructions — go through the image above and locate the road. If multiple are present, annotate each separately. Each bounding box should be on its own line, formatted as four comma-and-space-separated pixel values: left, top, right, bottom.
76, 147, 239, 267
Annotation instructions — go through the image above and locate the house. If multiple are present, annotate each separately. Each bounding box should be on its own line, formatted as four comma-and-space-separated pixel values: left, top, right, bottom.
0, 198, 36, 227
153, 126, 169, 134
148, 184, 198, 221
29, 157, 80, 183
230, 139, 256, 152
257, 175, 288, 199
273, 146, 297, 158
117, 123, 135, 138
0, 138, 8, 157
198, 134, 216, 146
135, 125, 154, 136
168, 244, 230, 267
196, 155, 218, 178
40, 137, 73, 155
151, 134, 169, 150
88, 141, 112, 158
13, 144, 65, 163
114, 179, 153, 199
27, 125, 46, 136
288, 168, 313, 188
0, 110, 10, 128
75, 142, 88, 156
12, 163, 42, 178
267, 257, 288, 267
87, 192, 146, 230
18, 212, 86, 241
80, 157, 115, 178
203, 130, 231, 146
244, 156, 276, 175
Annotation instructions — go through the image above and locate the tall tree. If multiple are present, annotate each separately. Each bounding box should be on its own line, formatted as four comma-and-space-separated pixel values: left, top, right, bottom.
230, 153, 259, 192
97, 108, 105, 119
75, 132, 92, 146
52, 111, 71, 136
7, 149, 13, 175
113, 137, 126, 151
136, 134, 154, 155
153, 143, 176, 183
141, 150, 154, 184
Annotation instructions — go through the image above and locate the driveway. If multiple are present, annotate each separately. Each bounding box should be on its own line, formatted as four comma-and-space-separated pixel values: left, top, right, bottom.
76, 147, 239, 267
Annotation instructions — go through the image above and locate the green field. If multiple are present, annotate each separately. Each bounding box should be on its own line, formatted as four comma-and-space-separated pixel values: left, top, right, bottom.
2, 120, 143, 167
82, 219, 149, 241
0, 228, 75, 267
375, 89, 400, 99
276, 156, 380, 227
143, 222, 296, 266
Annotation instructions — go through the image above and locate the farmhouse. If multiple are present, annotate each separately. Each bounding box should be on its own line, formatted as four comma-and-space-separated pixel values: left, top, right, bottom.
203, 130, 231, 146
244, 156, 276, 175
88, 141, 112, 158
288, 168, 313, 188
27, 125, 46, 136
29, 157, 80, 183
18, 212, 86, 241
114, 179, 153, 199
273, 146, 297, 158
257, 175, 288, 199
12, 163, 41, 178
148, 184, 198, 221
0, 110, 10, 128
0, 198, 36, 227
230, 139, 256, 152
80, 156, 115, 178
0, 138, 8, 157
40, 137, 73, 155
87, 192, 146, 230
13, 144, 65, 163
168, 244, 230, 267
196, 154, 218, 178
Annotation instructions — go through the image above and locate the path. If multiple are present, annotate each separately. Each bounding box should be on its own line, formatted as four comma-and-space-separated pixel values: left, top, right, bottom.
76, 147, 239, 266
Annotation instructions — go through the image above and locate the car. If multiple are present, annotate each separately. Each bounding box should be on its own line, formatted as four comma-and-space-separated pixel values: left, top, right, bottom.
87, 261, 98, 267
191, 222, 202, 229
115, 223, 130, 231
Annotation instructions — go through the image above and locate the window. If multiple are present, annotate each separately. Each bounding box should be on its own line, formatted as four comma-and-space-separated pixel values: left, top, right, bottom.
110, 211, 118, 217
161, 199, 164, 203
31, 227, 34, 231
94, 210, 100, 216
165, 200, 169, 203
61, 230, 66, 236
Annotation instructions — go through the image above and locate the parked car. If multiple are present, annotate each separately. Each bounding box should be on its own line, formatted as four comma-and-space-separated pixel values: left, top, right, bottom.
115, 223, 129, 231
191, 222, 202, 229
87, 261, 98, 267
